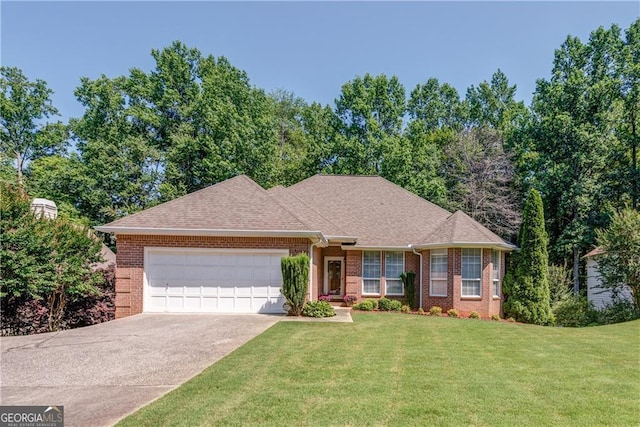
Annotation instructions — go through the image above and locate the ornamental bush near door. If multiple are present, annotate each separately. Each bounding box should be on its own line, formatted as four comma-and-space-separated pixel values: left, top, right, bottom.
281, 253, 310, 316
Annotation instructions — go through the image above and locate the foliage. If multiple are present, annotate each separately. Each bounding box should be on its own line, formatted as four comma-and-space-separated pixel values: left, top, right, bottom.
447, 309, 459, 318
400, 271, 416, 309
302, 300, 335, 318
0, 66, 67, 184
553, 296, 598, 327
318, 294, 331, 302
343, 294, 357, 306
429, 306, 442, 316
401, 304, 411, 313
353, 299, 377, 311
0, 181, 104, 332
469, 311, 480, 319
491, 314, 500, 321
389, 300, 402, 311
377, 297, 393, 311
595, 208, 640, 310
597, 299, 640, 325
503, 189, 552, 325
417, 307, 425, 315
548, 263, 573, 308
280, 254, 310, 316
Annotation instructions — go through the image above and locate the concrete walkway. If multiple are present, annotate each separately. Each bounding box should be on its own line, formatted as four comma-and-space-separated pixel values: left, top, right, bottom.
0, 313, 282, 426
280, 306, 353, 323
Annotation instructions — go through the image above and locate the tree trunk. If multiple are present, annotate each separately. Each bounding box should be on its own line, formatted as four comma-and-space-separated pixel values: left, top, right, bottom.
632, 117, 637, 210
573, 247, 580, 296
16, 151, 24, 186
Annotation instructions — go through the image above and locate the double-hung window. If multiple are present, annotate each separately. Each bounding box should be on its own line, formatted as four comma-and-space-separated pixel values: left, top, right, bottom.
362, 251, 381, 294
461, 248, 482, 297
430, 249, 448, 296
385, 251, 404, 295
492, 250, 501, 297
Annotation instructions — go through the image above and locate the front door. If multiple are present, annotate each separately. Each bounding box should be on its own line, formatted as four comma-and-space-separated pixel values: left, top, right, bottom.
324, 257, 344, 296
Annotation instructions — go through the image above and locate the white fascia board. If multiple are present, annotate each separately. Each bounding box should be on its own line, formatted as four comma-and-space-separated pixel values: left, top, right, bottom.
325, 235, 358, 244
340, 244, 413, 251
94, 226, 326, 240
411, 241, 517, 251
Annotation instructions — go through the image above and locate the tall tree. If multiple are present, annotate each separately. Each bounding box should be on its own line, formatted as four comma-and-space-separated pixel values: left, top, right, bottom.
0, 67, 67, 185
408, 78, 465, 132
503, 188, 552, 325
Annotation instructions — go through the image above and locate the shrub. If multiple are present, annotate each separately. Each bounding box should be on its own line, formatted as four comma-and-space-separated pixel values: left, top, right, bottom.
553, 296, 598, 327
491, 314, 500, 321
507, 317, 516, 322
343, 294, 357, 306
280, 254, 310, 316
447, 309, 459, 318
302, 301, 336, 318
418, 308, 425, 315
389, 300, 402, 311
353, 299, 376, 311
429, 306, 442, 316
469, 311, 480, 319
378, 297, 393, 311
597, 300, 640, 325
401, 305, 411, 313
400, 271, 416, 309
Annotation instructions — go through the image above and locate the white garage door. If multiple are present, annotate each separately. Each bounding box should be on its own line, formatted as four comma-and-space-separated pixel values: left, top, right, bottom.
144, 248, 288, 313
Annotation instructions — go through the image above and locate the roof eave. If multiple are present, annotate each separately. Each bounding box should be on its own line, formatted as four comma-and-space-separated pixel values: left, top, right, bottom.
94, 226, 326, 240
341, 244, 413, 251
411, 241, 517, 251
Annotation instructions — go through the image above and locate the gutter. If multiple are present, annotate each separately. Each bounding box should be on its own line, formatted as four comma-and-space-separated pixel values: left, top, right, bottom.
411, 242, 517, 251
412, 247, 424, 309
308, 237, 327, 302
94, 226, 326, 240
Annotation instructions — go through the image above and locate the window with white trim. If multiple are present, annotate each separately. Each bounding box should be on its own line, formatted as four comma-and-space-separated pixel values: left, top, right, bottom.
462, 248, 482, 297
492, 250, 501, 297
385, 251, 404, 295
430, 249, 448, 296
362, 251, 381, 294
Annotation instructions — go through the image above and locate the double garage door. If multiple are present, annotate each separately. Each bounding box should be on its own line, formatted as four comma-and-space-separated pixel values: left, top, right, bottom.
144, 248, 288, 313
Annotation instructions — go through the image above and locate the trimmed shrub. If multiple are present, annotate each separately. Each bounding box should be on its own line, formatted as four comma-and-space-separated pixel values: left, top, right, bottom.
401, 305, 411, 313
429, 306, 442, 316
389, 300, 402, 311
418, 308, 425, 315
469, 311, 480, 319
400, 271, 416, 309
553, 296, 598, 327
491, 314, 501, 321
447, 309, 459, 318
353, 299, 376, 311
281, 254, 310, 316
302, 301, 336, 318
378, 297, 393, 311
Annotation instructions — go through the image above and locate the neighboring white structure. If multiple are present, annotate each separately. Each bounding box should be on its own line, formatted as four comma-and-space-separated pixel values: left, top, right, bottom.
585, 248, 633, 309
30, 198, 58, 219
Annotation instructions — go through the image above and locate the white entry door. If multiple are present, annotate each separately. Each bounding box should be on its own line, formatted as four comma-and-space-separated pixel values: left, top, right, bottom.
144, 248, 288, 313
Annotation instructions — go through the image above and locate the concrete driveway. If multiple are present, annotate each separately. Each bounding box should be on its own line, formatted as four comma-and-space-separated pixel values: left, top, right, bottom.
0, 313, 282, 426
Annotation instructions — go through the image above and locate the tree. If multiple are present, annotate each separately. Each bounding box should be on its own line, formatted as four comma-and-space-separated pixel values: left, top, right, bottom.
595, 208, 640, 311
503, 188, 552, 325
0, 181, 103, 331
280, 253, 310, 316
408, 78, 465, 132
0, 67, 67, 185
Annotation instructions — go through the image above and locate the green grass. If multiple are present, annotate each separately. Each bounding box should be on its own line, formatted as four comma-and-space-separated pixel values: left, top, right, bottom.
118, 314, 640, 426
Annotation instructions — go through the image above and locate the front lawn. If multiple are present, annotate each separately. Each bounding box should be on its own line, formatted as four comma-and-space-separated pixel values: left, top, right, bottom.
118, 314, 640, 426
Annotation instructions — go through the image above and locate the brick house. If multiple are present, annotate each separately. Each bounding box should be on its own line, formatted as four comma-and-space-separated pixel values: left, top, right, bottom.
97, 175, 515, 318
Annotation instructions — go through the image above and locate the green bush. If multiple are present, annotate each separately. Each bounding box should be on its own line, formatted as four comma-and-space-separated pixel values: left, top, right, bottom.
447, 309, 459, 318
491, 314, 500, 321
378, 297, 393, 311
280, 254, 310, 316
400, 271, 416, 309
429, 306, 442, 316
553, 296, 598, 327
302, 301, 336, 318
401, 305, 411, 313
389, 300, 402, 311
597, 300, 640, 325
469, 311, 480, 319
353, 299, 376, 311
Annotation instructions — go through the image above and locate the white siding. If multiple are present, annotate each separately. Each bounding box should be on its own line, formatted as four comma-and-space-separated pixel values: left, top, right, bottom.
586, 257, 633, 309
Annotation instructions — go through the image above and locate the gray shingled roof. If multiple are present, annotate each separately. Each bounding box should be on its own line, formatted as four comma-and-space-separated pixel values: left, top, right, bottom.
98, 174, 515, 249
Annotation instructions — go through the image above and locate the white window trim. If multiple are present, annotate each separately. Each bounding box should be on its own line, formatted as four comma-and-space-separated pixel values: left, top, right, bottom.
384, 251, 405, 296
492, 250, 501, 298
430, 248, 448, 297
461, 248, 482, 298
362, 251, 382, 295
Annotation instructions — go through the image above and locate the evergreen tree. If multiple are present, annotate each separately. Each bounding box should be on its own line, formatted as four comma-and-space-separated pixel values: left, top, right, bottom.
504, 188, 552, 325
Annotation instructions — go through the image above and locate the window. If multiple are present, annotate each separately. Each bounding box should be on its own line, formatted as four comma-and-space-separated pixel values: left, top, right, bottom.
462, 248, 482, 297
492, 250, 501, 297
430, 249, 448, 296
385, 251, 404, 295
362, 251, 381, 294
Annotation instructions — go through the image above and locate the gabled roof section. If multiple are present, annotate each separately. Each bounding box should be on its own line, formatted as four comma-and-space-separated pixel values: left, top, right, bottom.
97, 175, 316, 234
284, 175, 452, 247
583, 247, 604, 258
417, 210, 515, 249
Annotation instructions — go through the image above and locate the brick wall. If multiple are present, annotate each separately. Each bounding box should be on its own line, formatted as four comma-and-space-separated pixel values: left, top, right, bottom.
115, 234, 309, 318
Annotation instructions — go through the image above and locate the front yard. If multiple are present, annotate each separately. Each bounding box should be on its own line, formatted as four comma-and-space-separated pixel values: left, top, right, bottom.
119, 314, 639, 426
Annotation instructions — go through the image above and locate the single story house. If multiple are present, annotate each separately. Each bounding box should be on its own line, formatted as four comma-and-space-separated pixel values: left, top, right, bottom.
584, 248, 633, 309
96, 174, 515, 318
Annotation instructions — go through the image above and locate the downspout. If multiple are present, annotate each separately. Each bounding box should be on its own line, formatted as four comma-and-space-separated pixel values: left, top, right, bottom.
308, 238, 323, 302
412, 247, 423, 309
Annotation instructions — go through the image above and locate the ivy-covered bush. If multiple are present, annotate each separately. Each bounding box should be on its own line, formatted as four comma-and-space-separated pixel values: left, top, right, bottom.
280, 253, 310, 316
429, 306, 442, 316
302, 301, 336, 318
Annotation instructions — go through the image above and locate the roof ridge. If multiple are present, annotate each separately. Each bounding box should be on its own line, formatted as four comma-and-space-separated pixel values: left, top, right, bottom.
264, 187, 317, 231
103, 175, 253, 226
455, 210, 506, 243
419, 211, 456, 243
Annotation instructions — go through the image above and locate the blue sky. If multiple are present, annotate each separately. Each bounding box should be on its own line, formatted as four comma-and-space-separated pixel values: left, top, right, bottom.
2, 1, 638, 121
